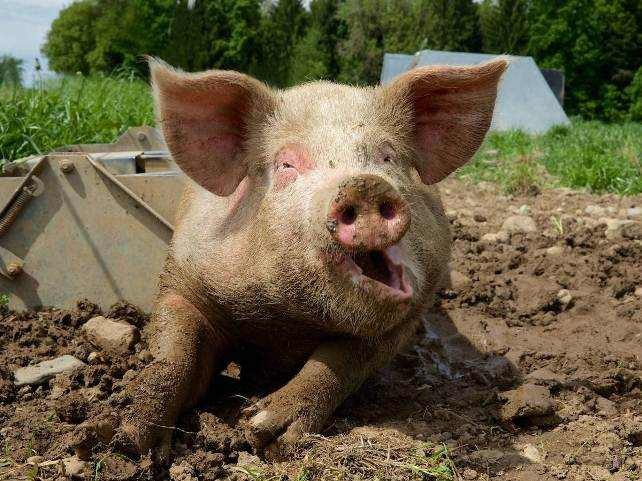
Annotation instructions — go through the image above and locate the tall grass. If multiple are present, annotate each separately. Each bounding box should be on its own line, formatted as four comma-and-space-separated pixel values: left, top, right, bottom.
1, 74, 640, 195
0, 72, 153, 161
461, 120, 642, 195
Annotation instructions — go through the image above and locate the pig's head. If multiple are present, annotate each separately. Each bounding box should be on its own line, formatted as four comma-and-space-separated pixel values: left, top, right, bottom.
151, 58, 507, 337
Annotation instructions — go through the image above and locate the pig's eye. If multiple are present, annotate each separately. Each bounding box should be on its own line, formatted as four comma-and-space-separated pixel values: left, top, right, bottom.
281, 162, 294, 169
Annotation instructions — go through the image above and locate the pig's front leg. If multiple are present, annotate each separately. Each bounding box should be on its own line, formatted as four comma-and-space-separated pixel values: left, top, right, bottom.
245, 320, 418, 455
117, 293, 230, 453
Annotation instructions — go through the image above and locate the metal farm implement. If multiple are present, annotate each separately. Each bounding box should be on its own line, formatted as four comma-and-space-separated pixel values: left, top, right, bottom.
0, 127, 186, 312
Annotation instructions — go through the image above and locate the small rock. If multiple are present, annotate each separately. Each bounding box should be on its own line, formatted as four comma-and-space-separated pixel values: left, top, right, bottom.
522, 444, 544, 463
622, 222, 642, 240
499, 384, 555, 423
27, 455, 44, 465
596, 396, 617, 417
635, 287, 642, 298
62, 456, 86, 477
462, 468, 479, 479
13, 355, 85, 386
449, 270, 472, 291
82, 316, 139, 355
584, 205, 606, 217
603, 218, 640, 240
137, 350, 153, 363
545, 246, 563, 256
445, 210, 458, 221
626, 207, 642, 219
122, 370, 137, 383
473, 212, 487, 223
169, 461, 197, 481
87, 352, 102, 364
556, 289, 573, 309
481, 231, 509, 244
502, 215, 537, 234
237, 451, 262, 467
517, 204, 531, 215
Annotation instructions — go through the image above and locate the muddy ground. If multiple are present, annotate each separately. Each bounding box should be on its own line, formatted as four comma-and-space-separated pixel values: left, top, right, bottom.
1, 178, 641, 481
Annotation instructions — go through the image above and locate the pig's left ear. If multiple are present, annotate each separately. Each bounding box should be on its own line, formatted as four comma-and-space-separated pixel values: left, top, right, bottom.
150, 59, 276, 196
384, 59, 508, 185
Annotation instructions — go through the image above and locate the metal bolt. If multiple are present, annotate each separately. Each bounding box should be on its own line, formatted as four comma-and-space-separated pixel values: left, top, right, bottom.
59, 159, 75, 173
137, 132, 147, 142
6, 261, 23, 277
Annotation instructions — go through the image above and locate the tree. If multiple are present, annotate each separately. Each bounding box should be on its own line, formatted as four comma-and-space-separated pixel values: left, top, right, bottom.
42, 0, 98, 75
87, 0, 175, 75
479, 0, 530, 55
422, 0, 480, 52
337, 0, 428, 85
0, 55, 23, 86
529, 0, 642, 120
255, 0, 309, 87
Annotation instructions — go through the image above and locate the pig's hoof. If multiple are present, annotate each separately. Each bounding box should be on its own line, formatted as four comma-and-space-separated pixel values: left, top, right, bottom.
244, 406, 317, 458
112, 420, 172, 456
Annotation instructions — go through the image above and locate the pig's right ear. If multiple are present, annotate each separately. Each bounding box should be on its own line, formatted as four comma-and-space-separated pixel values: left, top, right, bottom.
383, 59, 507, 185
149, 59, 276, 196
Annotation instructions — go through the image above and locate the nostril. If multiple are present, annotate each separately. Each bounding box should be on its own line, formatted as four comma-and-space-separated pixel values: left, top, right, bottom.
379, 201, 396, 220
339, 205, 357, 225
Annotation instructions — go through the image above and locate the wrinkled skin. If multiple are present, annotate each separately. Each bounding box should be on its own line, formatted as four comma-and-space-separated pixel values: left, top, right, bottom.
105, 57, 507, 457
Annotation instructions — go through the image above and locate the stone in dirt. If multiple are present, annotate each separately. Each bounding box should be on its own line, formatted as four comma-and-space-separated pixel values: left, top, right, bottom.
481, 231, 510, 244
449, 270, 472, 291
522, 444, 544, 463
502, 215, 537, 234
556, 289, 573, 309
13, 355, 85, 386
62, 456, 86, 478
545, 245, 564, 256
82, 316, 139, 355
499, 384, 555, 424
602, 219, 641, 240
584, 205, 606, 217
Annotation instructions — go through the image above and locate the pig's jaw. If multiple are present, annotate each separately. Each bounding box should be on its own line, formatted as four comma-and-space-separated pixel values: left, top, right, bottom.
335, 245, 413, 302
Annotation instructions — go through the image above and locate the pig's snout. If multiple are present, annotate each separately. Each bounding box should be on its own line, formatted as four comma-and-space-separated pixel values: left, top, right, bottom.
326, 175, 410, 250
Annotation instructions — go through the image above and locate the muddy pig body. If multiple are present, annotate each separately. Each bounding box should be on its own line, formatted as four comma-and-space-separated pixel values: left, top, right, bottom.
115, 58, 507, 455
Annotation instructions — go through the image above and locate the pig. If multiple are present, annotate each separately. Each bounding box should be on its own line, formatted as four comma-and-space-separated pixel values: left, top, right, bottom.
114, 57, 507, 456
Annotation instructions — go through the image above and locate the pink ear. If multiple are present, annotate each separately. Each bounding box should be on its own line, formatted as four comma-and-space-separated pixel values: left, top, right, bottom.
150, 59, 275, 196
385, 59, 508, 185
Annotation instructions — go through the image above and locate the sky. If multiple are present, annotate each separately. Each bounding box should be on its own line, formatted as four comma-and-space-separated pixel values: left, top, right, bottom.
0, 0, 67, 85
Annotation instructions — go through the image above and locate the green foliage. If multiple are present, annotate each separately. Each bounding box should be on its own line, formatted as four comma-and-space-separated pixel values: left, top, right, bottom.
422, 0, 480, 52
0, 55, 24, 86
41, 0, 98, 75
255, 0, 309, 86
460, 120, 642, 195
626, 67, 642, 121
528, 0, 642, 121
479, 0, 530, 54
0, 293, 8, 312
0, 74, 153, 161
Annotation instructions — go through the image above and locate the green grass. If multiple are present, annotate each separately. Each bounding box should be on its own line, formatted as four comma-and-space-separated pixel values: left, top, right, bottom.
0, 72, 154, 162
1, 74, 640, 195
460, 120, 642, 195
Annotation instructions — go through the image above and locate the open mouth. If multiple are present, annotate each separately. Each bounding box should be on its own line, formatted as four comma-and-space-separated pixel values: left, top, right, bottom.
341, 246, 413, 301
